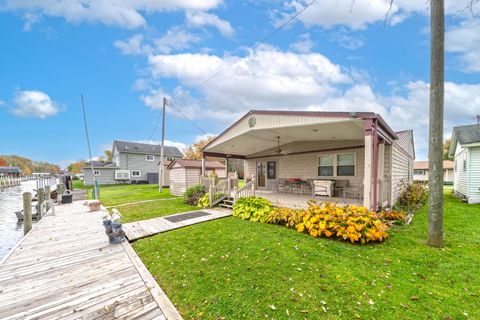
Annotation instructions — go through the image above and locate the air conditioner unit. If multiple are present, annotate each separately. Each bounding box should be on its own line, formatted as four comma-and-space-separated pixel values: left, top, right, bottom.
115, 170, 131, 180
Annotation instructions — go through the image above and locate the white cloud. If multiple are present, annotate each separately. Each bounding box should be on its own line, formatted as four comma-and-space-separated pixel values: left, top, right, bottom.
11, 90, 59, 118
114, 34, 150, 55
290, 33, 314, 53
22, 12, 40, 31
328, 28, 364, 49
3, 0, 224, 29
186, 11, 234, 37
446, 20, 480, 73
153, 27, 201, 54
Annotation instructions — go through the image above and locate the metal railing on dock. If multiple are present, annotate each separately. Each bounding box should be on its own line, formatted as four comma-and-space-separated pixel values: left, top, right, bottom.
0, 177, 22, 189
36, 177, 59, 189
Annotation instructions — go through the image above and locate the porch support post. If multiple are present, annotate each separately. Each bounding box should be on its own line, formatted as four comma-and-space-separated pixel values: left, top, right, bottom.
377, 140, 386, 210
201, 154, 206, 178
363, 119, 374, 210
372, 120, 379, 212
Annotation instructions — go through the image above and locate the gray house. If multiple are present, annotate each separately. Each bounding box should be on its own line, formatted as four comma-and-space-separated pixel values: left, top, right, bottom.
449, 124, 480, 204
83, 140, 183, 186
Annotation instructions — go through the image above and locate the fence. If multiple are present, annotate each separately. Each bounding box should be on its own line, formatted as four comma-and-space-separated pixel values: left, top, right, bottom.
36, 177, 59, 190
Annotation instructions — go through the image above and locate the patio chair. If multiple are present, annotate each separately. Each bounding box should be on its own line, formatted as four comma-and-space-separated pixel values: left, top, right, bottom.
334, 180, 349, 197
277, 178, 287, 192
344, 184, 364, 201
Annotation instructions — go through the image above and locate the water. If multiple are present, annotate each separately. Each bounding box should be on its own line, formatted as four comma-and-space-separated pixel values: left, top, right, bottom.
0, 180, 37, 260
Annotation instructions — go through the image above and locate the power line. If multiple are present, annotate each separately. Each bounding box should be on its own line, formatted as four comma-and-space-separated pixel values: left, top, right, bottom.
148, 109, 162, 141
168, 101, 208, 135
194, 0, 318, 89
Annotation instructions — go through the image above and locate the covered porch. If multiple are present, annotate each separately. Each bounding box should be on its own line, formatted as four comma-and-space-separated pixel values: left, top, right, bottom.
202, 110, 398, 211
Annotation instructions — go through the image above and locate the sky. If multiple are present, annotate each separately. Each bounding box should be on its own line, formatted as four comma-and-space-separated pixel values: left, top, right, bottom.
0, 0, 479, 168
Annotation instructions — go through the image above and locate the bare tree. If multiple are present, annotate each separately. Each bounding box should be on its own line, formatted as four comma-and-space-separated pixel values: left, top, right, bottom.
427, 0, 445, 247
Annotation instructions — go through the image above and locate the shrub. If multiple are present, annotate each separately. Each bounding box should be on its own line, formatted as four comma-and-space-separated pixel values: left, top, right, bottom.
232, 197, 273, 223
197, 193, 210, 208
379, 210, 405, 221
184, 184, 207, 205
395, 180, 428, 211
266, 201, 390, 244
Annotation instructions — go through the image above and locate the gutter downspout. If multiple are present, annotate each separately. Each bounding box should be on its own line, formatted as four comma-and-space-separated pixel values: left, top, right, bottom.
372, 119, 379, 212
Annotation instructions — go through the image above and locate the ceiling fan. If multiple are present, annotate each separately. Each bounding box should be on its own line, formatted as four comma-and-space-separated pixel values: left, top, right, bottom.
274, 136, 288, 154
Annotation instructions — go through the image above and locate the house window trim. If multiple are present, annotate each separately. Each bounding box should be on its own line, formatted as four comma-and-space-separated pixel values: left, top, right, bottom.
93, 170, 101, 176
115, 170, 131, 180
146, 155, 155, 161
317, 152, 357, 178
131, 170, 141, 178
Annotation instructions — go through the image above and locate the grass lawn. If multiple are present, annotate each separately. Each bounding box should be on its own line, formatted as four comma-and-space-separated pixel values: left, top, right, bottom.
88, 184, 174, 207
113, 199, 198, 223
133, 189, 480, 319
72, 179, 85, 189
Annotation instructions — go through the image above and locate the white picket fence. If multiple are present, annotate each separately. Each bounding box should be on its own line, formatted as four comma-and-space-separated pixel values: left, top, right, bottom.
0, 177, 22, 189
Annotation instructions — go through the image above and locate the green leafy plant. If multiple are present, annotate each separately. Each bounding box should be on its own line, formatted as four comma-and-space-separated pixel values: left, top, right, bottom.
184, 184, 207, 205
197, 193, 210, 208
395, 180, 428, 212
232, 197, 273, 223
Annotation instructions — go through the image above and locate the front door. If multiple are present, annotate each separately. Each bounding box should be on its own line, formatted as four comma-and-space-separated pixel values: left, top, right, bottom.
257, 161, 267, 188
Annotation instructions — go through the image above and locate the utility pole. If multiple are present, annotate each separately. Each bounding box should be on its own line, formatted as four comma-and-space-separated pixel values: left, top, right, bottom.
427, 0, 444, 248
159, 97, 167, 192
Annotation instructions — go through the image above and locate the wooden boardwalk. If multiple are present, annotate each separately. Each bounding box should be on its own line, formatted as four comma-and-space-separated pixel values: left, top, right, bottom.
123, 209, 231, 241
0, 201, 181, 320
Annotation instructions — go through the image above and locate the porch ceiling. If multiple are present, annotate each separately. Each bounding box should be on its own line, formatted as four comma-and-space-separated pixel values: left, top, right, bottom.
204, 119, 365, 157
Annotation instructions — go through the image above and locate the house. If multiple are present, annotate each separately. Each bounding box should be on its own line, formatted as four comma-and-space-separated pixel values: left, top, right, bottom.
0, 166, 22, 177
202, 110, 415, 210
449, 124, 480, 204
168, 159, 226, 196
413, 160, 454, 184
83, 140, 183, 186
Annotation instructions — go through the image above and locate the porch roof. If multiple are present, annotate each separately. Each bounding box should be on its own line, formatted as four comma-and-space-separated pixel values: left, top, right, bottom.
203, 110, 397, 158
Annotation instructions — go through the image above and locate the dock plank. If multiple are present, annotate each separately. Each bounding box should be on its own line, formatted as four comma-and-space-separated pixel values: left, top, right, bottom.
0, 201, 182, 320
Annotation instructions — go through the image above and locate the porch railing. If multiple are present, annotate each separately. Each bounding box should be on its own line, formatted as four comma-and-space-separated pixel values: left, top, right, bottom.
232, 177, 256, 204
208, 179, 230, 207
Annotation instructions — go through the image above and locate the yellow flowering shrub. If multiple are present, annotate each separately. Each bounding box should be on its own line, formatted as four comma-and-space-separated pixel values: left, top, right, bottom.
378, 210, 405, 221
266, 201, 390, 244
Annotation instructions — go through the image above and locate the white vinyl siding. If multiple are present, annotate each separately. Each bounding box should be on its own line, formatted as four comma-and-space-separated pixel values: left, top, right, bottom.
467, 147, 480, 203
83, 168, 117, 186
391, 131, 415, 205
454, 148, 469, 197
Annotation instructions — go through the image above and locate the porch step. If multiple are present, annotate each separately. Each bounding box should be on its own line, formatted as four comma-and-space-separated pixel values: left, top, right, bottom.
216, 197, 234, 210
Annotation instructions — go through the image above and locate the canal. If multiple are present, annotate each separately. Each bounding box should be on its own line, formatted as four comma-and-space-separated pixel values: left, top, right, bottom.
0, 180, 37, 259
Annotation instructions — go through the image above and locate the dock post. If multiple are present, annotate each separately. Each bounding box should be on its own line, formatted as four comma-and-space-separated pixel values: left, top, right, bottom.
45, 186, 51, 212
37, 188, 45, 220
23, 192, 33, 235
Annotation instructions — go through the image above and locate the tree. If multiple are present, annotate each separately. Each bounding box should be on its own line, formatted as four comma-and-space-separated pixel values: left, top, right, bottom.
184, 136, 216, 160
67, 160, 87, 174
104, 150, 113, 161
0, 157, 8, 166
427, 0, 444, 247
443, 138, 452, 160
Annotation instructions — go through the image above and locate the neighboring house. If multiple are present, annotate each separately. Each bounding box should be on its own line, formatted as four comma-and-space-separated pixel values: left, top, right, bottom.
168, 159, 226, 196
202, 110, 415, 210
449, 124, 480, 204
83, 140, 183, 186
0, 166, 22, 177
413, 160, 454, 184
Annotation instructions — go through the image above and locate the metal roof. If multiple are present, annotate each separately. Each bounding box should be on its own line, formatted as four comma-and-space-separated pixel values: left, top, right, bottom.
113, 140, 183, 157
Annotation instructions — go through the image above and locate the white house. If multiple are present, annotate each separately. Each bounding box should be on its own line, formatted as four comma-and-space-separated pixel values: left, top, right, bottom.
202, 110, 415, 211
449, 124, 480, 204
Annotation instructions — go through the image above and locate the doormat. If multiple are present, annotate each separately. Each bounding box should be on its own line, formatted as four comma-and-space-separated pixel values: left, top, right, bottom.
164, 211, 211, 223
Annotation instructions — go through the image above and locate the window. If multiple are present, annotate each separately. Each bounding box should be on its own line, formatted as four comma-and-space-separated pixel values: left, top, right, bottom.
463, 159, 467, 171
318, 155, 334, 176
131, 170, 141, 177
166, 156, 176, 161
93, 170, 100, 176
267, 161, 276, 179
115, 170, 130, 180
455, 161, 457, 172
414, 169, 425, 175
337, 153, 355, 176
146, 155, 155, 161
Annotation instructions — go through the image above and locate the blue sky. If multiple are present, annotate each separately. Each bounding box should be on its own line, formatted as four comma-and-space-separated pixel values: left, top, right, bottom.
0, 0, 479, 167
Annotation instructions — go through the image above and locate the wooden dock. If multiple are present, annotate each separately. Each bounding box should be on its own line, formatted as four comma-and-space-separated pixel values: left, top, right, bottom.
0, 201, 181, 320
122, 209, 231, 241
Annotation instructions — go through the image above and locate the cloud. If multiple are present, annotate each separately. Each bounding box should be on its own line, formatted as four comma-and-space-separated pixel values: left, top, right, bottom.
446, 20, 480, 73
153, 27, 201, 54
328, 28, 364, 49
114, 34, 149, 55
22, 12, 40, 31
3, 0, 223, 29
290, 33, 314, 53
186, 11, 234, 37
11, 90, 60, 118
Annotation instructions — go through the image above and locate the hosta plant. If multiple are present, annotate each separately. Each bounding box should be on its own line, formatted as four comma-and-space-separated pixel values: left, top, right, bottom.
232, 197, 273, 223
379, 210, 405, 221
197, 193, 210, 208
